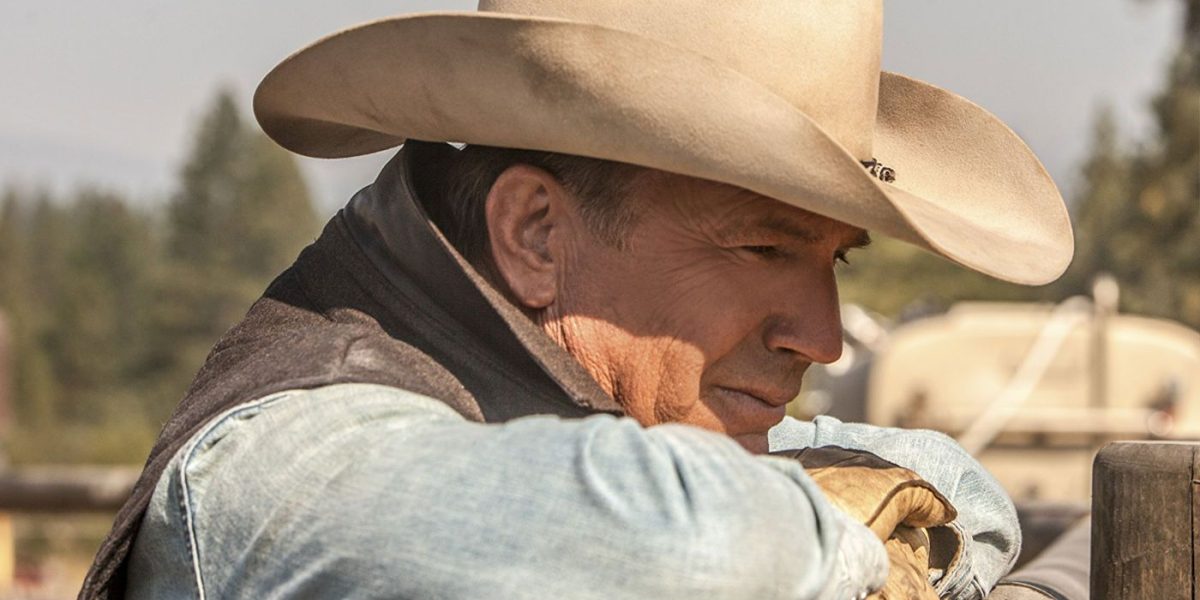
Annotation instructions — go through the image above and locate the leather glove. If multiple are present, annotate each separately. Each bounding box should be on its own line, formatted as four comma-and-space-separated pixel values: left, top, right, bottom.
774, 445, 957, 541
774, 446, 959, 598
777, 446, 955, 540
870, 525, 940, 600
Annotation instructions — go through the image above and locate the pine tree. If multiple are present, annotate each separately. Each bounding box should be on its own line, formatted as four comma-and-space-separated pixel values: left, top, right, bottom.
0, 191, 55, 429
53, 190, 156, 423
1, 87, 319, 463
841, 0, 1199, 326
1066, 0, 1199, 327
1131, 0, 1200, 326
1060, 109, 1133, 294
167, 89, 246, 268
151, 88, 320, 414
227, 133, 320, 282
0, 190, 24, 314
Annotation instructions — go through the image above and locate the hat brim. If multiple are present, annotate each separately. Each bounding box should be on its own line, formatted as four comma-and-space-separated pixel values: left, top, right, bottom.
254, 12, 1073, 285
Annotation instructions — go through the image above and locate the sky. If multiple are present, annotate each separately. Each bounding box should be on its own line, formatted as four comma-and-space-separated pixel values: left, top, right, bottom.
0, 1, 1185, 213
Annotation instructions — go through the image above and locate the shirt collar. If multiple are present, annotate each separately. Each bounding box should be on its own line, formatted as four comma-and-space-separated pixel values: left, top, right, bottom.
340, 141, 623, 417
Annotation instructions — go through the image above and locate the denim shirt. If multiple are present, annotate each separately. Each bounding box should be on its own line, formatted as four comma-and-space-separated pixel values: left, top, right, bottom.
126, 383, 1017, 599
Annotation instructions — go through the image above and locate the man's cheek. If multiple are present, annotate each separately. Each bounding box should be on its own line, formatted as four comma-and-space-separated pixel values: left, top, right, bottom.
640, 257, 739, 314
628, 337, 706, 425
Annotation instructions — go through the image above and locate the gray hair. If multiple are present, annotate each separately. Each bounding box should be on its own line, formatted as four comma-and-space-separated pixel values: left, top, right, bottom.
431, 145, 645, 268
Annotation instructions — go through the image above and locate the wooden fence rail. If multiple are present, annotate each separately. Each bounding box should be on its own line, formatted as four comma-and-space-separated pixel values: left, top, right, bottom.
0, 467, 139, 513
0, 467, 138, 594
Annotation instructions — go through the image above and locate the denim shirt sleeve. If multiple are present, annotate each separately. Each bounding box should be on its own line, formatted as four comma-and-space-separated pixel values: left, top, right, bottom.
127, 384, 887, 600
768, 415, 1022, 600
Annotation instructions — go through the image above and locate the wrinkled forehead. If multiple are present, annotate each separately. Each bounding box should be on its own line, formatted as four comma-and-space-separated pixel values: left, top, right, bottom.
636, 169, 871, 248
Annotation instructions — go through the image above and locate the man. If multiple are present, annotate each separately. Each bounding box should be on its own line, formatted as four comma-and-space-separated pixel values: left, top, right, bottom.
82, 1, 1073, 599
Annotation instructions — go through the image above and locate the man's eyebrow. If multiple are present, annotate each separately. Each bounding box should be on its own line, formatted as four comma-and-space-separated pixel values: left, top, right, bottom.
733, 215, 873, 249
740, 215, 823, 243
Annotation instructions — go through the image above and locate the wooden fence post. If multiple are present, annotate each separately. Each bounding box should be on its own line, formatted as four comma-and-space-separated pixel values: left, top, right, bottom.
1091, 441, 1199, 599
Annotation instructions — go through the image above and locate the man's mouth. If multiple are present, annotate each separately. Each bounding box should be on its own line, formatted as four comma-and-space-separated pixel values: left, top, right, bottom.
712, 385, 793, 431
741, 386, 795, 407
718, 384, 795, 407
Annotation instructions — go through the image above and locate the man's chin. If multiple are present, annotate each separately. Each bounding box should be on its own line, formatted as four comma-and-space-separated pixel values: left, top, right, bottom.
732, 432, 771, 455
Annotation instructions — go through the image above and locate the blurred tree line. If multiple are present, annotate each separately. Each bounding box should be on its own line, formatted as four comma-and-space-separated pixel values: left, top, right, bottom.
0, 89, 318, 463
840, 0, 1199, 329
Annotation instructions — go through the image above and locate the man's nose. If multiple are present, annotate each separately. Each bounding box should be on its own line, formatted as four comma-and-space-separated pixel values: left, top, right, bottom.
762, 275, 844, 364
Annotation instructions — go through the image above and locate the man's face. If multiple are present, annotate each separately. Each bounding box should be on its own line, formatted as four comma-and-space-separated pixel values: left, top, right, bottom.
548, 172, 870, 453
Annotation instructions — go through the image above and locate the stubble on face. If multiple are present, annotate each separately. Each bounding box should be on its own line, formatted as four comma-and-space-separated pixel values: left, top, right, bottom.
539, 171, 868, 453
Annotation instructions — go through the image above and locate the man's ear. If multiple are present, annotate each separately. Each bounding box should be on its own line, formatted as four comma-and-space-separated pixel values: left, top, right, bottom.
485, 164, 574, 310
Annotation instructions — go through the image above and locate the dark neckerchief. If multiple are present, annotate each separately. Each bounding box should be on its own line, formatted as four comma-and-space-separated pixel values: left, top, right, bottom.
79, 141, 621, 599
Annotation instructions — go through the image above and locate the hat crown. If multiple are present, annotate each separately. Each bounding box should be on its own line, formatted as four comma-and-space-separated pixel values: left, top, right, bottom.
478, 0, 883, 157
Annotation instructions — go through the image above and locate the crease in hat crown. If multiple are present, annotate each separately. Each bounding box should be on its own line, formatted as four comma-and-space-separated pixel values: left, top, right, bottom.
479, 0, 885, 160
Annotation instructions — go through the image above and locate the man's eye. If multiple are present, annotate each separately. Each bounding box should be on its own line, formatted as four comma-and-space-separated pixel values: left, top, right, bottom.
741, 245, 782, 258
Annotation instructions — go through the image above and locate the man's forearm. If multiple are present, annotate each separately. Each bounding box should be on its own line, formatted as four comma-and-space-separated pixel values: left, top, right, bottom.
131, 384, 888, 599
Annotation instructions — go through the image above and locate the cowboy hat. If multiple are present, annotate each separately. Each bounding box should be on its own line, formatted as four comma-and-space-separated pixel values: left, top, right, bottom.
253, 0, 1073, 285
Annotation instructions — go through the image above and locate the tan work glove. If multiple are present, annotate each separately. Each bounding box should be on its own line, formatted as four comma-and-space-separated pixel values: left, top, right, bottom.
774, 446, 958, 598
776, 446, 957, 540
871, 525, 939, 600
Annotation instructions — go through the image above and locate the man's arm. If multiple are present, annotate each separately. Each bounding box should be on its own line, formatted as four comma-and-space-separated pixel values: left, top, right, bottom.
129, 384, 887, 599
769, 415, 1022, 600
